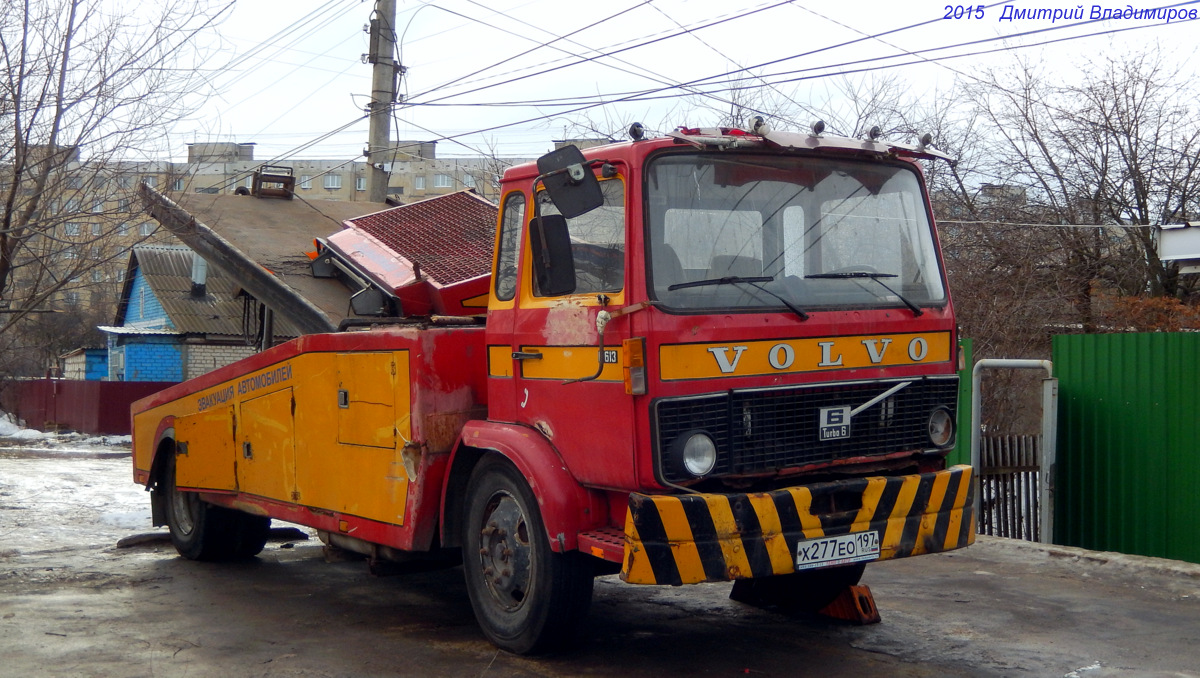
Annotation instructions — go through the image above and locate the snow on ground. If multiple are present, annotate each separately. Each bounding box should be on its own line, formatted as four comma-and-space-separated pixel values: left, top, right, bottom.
0, 410, 132, 455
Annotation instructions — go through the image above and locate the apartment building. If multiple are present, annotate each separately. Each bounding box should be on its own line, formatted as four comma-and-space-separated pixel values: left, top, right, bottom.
180, 141, 522, 204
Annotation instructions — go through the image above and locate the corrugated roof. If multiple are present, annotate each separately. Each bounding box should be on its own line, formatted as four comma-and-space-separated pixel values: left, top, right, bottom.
129, 245, 302, 338
97, 325, 183, 336
344, 190, 497, 285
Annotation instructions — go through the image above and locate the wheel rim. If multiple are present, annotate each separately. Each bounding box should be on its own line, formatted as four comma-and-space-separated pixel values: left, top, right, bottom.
171, 486, 198, 537
475, 490, 533, 613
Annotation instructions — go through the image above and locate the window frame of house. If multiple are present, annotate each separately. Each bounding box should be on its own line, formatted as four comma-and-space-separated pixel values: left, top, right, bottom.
300, 175, 312, 190
324, 174, 342, 190
139, 221, 154, 236
355, 176, 366, 191
434, 174, 452, 188
64, 222, 81, 236
414, 175, 426, 191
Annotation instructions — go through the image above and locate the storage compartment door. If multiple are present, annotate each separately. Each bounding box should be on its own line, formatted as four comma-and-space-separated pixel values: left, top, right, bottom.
238, 387, 297, 502
175, 406, 237, 492
337, 352, 400, 449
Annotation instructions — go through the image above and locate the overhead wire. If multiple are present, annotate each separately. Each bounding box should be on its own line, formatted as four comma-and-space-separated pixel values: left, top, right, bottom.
236, 1, 1197, 182
209, 1, 361, 96
383, 6, 1193, 113
402, 1, 796, 107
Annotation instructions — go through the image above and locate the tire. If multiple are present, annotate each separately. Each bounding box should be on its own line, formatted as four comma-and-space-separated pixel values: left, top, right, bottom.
729, 562, 866, 613
461, 456, 593, 654
163, 451, 270, 561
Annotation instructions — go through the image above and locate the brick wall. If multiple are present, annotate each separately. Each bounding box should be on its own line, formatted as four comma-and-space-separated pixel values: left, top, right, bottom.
185, 343, 256, 380
85, 353, 108, 380
123, 337, 183, 382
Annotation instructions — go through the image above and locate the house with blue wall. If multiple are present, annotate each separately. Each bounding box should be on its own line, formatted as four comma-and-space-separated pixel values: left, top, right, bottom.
99, 246, 299, 382
60, 348, 109, 381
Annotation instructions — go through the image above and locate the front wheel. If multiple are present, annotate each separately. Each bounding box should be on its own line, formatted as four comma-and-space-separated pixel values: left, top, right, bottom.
461, 456, 593, 654
163, 451, 269, 561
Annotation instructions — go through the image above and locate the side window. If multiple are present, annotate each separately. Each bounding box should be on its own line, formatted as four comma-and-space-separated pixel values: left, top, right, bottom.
494, 192, 525, 301
535, 179, 625, 296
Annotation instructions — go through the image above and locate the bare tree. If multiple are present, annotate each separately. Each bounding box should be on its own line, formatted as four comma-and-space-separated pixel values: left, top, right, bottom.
0, 0, 227, 339
956, 47, 1200, 328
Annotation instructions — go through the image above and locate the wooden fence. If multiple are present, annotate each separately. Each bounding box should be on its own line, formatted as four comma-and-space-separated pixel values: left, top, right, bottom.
978, 435, 1040, 541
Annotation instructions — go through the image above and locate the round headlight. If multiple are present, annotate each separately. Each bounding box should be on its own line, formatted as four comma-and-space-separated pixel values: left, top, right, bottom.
682, 433, 718, 477
927, 408, 955, 448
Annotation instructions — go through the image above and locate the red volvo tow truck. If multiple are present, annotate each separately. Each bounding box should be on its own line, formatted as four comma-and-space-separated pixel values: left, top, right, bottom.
131, 123, 972, 654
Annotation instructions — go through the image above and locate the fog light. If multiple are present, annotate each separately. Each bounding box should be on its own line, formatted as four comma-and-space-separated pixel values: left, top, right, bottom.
927, 408, 955, 448
682, 433, 718, 477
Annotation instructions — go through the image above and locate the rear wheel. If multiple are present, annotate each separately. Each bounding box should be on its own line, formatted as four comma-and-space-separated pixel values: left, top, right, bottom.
729, 562, 866, 613
461, 456, 593, 654
163, 450, 269, 561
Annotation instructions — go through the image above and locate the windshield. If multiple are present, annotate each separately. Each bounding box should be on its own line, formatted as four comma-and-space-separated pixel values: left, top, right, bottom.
645, 153, 946, 312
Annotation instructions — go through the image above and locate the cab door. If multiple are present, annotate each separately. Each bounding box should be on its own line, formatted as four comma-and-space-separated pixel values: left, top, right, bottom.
509, 179, 636, 488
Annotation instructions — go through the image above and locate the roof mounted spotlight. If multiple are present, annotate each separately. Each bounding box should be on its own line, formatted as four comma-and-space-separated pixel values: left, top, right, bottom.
868, 125, 883, 141
811, 120, 826, 137
629, 122, 645, 141
750, 115, 771, 135
918, 132, 934, 150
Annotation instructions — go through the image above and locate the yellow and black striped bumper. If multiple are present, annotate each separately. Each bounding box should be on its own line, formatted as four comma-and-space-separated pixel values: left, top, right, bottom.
621, 465, 974, 585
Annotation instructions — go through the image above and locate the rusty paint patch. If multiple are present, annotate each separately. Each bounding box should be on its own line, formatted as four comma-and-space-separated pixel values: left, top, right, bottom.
420, 405, 485, 453
228, 500, 270, 517
542, 301, 592, 344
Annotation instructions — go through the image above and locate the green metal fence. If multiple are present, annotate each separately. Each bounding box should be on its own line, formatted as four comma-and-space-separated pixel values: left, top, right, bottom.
1052, 332, 1200, 564
948, 338, 973, 468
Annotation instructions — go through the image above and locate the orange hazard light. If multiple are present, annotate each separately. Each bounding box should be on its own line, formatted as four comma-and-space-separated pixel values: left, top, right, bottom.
623, 337, 646, 395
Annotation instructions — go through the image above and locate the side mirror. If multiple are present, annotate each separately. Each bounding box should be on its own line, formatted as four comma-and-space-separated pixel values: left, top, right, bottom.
529, 215, 576, 296
536, 145, 603, 219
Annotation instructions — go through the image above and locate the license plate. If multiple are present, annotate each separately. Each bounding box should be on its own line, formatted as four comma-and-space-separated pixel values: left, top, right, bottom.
795, 531, 880, 570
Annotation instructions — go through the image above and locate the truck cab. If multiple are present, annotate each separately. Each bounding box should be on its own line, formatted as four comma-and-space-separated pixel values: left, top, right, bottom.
448, 127, 970, 650
484, 127, 959, 493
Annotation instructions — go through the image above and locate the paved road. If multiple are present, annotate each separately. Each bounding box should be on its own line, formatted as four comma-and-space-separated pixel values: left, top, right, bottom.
2, 447, 1198, 677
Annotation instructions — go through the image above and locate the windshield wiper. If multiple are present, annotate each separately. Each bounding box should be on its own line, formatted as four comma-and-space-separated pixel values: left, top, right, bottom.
805, 271, 924, 317
668, 276, 809, 321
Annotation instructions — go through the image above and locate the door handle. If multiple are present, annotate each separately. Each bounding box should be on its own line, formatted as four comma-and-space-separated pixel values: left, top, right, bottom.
512, 351, 542, 360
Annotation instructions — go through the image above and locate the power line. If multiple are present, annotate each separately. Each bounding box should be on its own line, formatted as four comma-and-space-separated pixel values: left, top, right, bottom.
405, 1, 794, 107
219, 1, 1198, 175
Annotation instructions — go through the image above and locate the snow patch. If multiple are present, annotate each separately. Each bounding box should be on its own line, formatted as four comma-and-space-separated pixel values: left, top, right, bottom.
1, 411, 130, 447
0, 412, 44, 440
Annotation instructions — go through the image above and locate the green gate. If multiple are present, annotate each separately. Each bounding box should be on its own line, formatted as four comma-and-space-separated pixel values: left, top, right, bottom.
1053, 333, 1200, 564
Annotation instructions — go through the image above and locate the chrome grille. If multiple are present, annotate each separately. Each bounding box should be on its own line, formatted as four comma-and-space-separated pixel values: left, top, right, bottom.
654, 377, 959, 482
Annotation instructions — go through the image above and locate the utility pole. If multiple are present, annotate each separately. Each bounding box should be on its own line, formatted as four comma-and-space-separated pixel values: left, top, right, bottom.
366, 0, 400, 204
